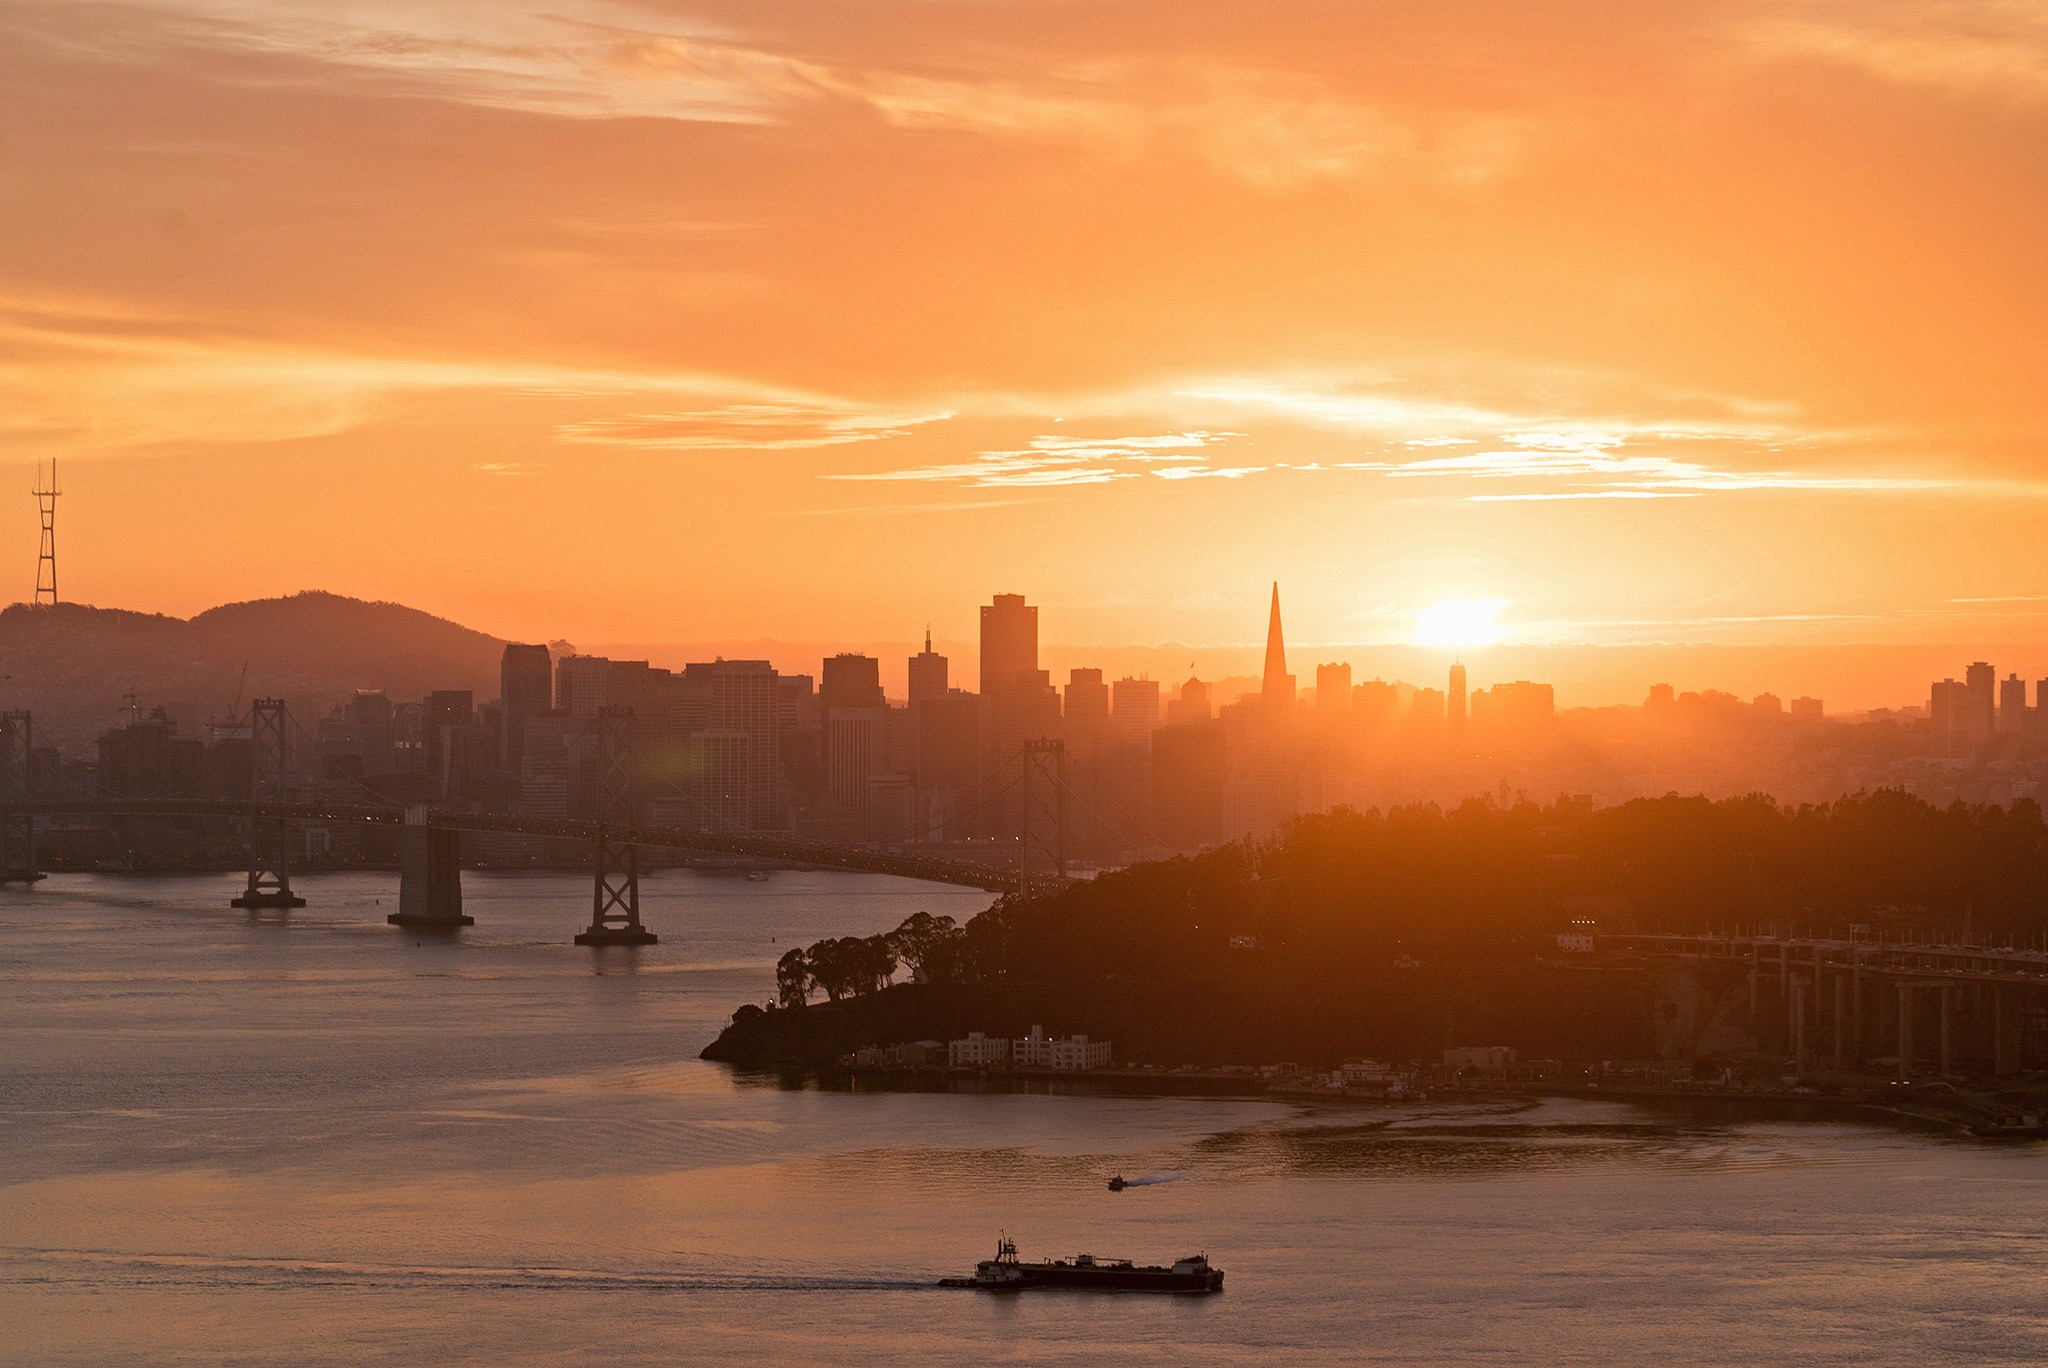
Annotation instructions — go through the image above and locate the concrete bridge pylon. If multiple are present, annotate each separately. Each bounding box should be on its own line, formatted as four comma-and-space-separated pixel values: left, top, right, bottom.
388, 806, 471, 930
0, 711, 43, 885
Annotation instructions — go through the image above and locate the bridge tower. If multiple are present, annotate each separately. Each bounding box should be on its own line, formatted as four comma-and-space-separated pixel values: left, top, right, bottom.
0, 711, 43, 884
232, 697, 306, 909
575, 707, 657, 946
1017, 738, 1067, 901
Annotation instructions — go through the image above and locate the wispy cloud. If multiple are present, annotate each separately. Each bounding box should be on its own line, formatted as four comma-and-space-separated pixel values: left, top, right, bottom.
1151, 464, 1265, 480
834, 430, 1237, 487
554, 404, 948, 451
1745, 2, 2048, 105
1346, 440, 1974, 500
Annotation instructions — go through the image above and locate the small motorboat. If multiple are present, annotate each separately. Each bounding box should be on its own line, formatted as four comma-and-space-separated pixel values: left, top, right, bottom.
1107, 1175, 1128, 1192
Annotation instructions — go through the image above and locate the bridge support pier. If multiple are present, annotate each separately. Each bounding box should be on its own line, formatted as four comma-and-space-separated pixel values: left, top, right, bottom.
1852, 964, 1864, 1062
1832, 972, 1846, 1067
1994, 987, 2022, 1077
1790, 976, 1808, 1075
389, 811, 470, 930
1939, 983, 1954, 1076
1898, 984, 1915, 1079
0, 711, 42, 885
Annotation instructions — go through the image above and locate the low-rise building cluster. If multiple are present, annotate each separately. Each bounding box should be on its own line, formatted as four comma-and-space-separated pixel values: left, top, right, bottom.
853, 1026, 1113, 1072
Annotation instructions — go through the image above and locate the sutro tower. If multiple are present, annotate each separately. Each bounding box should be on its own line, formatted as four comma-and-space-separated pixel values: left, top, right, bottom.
31, 459, 58, 608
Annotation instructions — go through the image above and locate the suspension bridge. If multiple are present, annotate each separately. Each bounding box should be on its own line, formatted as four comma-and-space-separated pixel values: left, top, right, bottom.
0, 700, 1091, 943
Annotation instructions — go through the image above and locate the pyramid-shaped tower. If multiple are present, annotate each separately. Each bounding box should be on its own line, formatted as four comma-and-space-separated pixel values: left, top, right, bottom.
1261, 582, 1296, 708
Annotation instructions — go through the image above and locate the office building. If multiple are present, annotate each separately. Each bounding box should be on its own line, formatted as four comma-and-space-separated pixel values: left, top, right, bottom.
556, 656, 610, 719
979, 592, 1038, 694
1317, 662, 1352, 711
908, 630, 948, 703
1965, 661, 1996, 746
1112, 677, 1161, 740
1168, 676, 1212, 726
2001, 673, 2028, 732
500, 643, 552, 776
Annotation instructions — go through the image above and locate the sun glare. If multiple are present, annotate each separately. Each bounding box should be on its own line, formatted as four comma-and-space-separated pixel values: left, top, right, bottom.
1414, 597, 1508, 647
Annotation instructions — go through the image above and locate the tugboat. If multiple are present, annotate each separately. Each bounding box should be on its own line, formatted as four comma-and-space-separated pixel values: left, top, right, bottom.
940, 1235, 1223, 1293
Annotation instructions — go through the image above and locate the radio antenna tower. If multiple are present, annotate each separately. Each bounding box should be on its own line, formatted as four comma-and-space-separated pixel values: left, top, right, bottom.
31, 459, 58, 608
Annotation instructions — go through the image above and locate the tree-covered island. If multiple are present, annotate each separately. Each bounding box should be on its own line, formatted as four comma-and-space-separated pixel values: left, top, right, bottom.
704, 791, 2048, 1070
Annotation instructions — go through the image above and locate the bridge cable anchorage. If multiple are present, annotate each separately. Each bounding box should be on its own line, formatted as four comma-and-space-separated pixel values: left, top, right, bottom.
0, 710, 44, 883
575, 706, 657, 946
232, 698, 306, 909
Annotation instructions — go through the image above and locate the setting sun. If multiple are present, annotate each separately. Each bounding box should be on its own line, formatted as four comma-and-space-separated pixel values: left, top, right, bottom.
1414, 597, 1508, 647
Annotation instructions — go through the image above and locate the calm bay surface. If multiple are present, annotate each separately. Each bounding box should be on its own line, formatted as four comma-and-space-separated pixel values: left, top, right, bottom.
4, 870, 2046, 1365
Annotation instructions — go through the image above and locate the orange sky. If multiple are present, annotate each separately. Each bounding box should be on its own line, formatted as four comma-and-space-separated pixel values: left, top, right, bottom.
6, 0, 2048, 701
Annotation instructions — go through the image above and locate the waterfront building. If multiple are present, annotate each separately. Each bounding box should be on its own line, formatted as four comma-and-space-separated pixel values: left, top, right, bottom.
948, 1032, 1012, 1067
1012, 1025, 1113, 1070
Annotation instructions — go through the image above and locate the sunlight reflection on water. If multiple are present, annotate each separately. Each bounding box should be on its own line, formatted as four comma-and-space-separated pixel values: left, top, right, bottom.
4, 872, 2046, 1365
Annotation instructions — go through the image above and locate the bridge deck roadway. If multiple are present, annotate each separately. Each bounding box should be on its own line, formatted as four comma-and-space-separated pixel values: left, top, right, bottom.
1601, 933, 2048, 987
10, 798, 1025, 893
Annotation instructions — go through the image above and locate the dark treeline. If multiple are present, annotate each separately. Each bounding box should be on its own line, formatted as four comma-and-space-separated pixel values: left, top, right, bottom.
726, 791, 2048, 1066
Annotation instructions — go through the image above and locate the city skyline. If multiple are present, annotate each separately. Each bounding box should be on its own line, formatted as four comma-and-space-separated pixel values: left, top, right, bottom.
8, 1, 2048, 671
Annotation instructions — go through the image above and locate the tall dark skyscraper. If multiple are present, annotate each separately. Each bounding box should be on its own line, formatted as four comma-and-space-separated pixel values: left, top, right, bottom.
820, 653, 885, 715
908, 629, 948, 703
1064, 668, 1110, 729
1449, 661, 1468, 740
2000, 672, 2028, 732
979, 593, 1038, 694
1261, 583, 1295, 710
499, 643, 552, 777
1965, 661, 1995, 745
424, 689, 475, 791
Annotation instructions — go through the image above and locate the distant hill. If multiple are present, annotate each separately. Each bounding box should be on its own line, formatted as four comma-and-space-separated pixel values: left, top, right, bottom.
0, 592, 506, 754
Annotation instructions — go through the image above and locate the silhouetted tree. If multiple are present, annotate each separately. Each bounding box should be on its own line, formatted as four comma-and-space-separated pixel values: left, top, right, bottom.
887, 912, 960, 982
776, 947, 811, 1008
